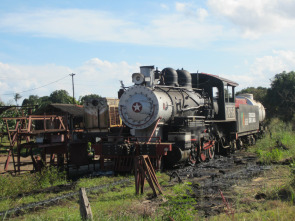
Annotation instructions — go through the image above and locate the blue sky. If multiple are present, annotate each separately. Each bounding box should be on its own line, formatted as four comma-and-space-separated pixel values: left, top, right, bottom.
1, 0, 295, 104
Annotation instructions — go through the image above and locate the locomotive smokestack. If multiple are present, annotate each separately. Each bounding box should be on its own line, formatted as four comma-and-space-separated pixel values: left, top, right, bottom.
140, 66, 155, 87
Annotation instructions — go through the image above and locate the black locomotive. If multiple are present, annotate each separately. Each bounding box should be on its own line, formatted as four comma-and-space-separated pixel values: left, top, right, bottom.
117, 66, 265, 168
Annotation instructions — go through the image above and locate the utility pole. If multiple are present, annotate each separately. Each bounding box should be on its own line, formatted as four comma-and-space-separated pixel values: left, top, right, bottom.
70, 73, 76, 104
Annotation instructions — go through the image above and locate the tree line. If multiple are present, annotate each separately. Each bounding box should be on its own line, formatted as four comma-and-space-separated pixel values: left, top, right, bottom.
236, 71, 295, 122
0, 91, 101, 129
1, 70, 295, 122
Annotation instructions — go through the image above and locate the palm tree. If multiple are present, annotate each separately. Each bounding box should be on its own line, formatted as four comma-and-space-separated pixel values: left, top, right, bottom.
14, 93, 22, 106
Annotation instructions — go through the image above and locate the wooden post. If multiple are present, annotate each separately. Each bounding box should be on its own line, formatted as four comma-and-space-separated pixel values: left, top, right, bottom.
79, 188, 93, 220
134, 155, 162, 196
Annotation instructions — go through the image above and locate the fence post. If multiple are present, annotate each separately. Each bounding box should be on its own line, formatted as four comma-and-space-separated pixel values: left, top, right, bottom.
79, 188, 93, 220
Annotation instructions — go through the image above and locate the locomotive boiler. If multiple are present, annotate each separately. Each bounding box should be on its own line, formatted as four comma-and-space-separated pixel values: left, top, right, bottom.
118, 66, 265, 168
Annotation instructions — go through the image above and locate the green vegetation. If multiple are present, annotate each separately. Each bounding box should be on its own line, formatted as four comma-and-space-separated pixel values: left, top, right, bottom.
0, 171, 200, 221
251, 118, 295, 164
159, 182, 197, 220
0, 167, 67, 199
236, 71, 295, 123
236, 86, 267, 104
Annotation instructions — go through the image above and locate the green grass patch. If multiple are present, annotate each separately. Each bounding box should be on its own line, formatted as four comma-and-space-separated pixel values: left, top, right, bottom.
159, 182, 197, 220
4, 172, 198, 221
250, 118, 295, 164
0, 166, 67, 199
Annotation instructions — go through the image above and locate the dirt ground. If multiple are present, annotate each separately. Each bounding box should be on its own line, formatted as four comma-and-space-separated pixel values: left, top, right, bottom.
168, 150, 272, 217
0, 154, 34, 174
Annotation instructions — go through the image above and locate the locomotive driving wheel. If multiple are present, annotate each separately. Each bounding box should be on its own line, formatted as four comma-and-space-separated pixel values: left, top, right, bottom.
198, 140, 207, 162
199, 140, 215, 162
207, 141, 215, 159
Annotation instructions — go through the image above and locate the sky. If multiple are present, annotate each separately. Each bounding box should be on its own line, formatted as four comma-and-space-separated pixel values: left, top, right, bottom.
1, 0, 295, 104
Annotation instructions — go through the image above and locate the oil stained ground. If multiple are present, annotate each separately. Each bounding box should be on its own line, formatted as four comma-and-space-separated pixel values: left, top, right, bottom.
169, 150, 271, 217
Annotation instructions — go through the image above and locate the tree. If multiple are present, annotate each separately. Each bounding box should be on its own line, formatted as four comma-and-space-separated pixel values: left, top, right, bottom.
14, 93, 22, 106
265, 71, 295, 120
236, 87, 268, 105
79, 94, 101, 105
49, 90, 74, 104
22, 95, 40, 106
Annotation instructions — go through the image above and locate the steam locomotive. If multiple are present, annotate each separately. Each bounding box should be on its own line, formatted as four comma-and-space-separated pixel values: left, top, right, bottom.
88, 66, 265, 170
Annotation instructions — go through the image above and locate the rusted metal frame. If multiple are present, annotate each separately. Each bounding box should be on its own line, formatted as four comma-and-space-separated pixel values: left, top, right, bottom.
5, 119, 13, 147
220, 189, 235, 219
4, 114, 69, 173
142, 156, 162, 194
4, 119, 17, 172
147, 117, 162, 144
58, 116, 66, 130
140, 156, 157, 196
134, 156, 146, 195
27, 115, 32, 133
17, 128, 21, 174
113, 156, 133, 171
2, 115, 62, 120
10, 120, 21, 147
18, 129, 67, 135
2, 117, 27, 120
135, 155, 162, 196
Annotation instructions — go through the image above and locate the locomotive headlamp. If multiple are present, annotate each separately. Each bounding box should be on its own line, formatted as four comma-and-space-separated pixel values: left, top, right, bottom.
132, 73, 145, 85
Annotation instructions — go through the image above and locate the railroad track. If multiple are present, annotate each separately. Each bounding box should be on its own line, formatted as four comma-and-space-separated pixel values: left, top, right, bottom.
0, 178, 132, 218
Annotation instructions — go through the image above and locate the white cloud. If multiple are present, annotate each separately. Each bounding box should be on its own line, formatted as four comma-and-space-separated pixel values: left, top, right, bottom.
175, 2, 208, 21
232, 50, 295, 89
0, 7, 217, 48
1, 50, 295, 104
160, 4, 169, 10
250, 50, 295, 79
0, 59, 139, 104
208, 0, 295, 38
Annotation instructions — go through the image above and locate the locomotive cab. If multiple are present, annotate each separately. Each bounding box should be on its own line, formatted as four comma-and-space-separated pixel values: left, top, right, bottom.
191, 73, 238, 121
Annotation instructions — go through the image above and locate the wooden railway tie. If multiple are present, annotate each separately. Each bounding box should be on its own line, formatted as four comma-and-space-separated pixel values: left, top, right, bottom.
134, 155, 162, 196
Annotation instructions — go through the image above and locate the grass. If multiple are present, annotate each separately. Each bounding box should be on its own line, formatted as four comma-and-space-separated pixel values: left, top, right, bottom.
250, 118, 295, 164
159, 182, 197, 220
0, 167, 67, 199
209, 202, 295, 221
2, 172, 199, 221
209, 165, 295, 221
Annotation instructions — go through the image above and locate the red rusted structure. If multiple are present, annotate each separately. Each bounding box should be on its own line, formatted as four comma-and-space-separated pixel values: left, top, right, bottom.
92, 136, 172, 172
3, 115, 69, 173
134, 155, 162, 196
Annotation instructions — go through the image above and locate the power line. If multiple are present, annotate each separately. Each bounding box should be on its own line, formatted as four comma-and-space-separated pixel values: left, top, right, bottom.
1, 75, 70, 96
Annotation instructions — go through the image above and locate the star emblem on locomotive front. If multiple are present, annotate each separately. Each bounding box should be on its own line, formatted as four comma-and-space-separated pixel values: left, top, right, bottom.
132, 102, 142, 113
